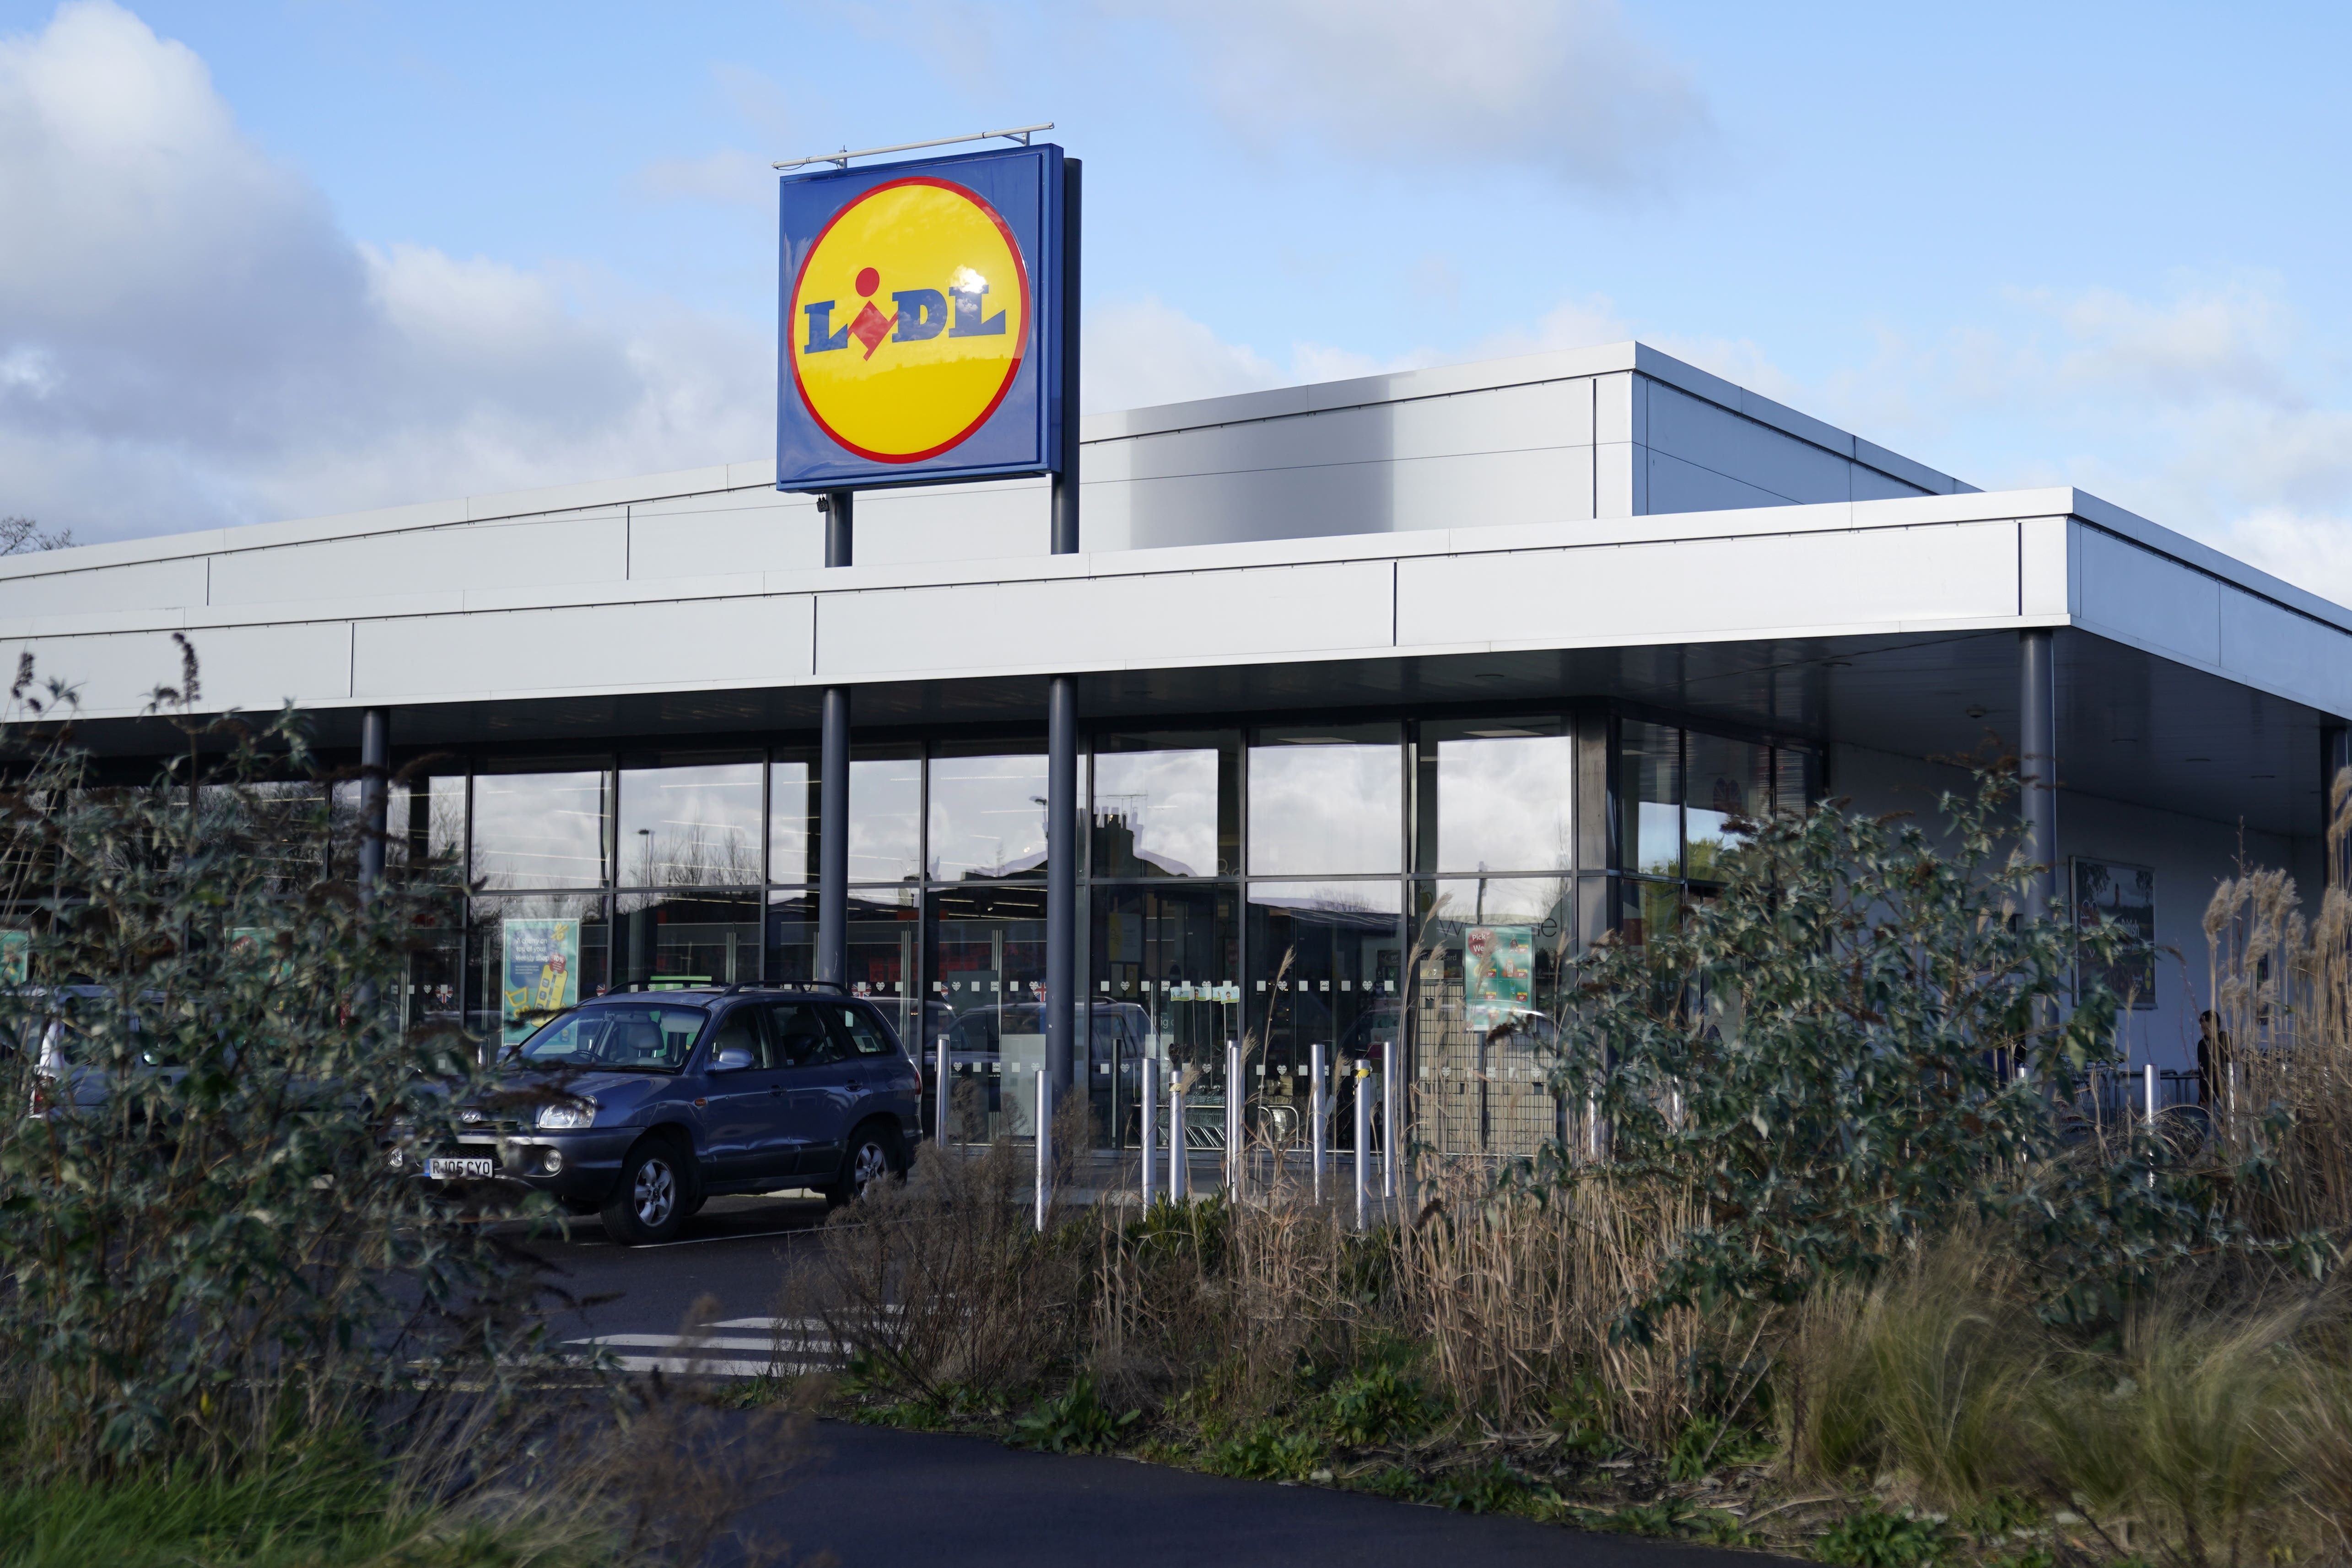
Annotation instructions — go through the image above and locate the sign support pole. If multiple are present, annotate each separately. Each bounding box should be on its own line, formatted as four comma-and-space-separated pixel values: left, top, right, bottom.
1044, 158, 1082, 1105
816, 492, 853, 988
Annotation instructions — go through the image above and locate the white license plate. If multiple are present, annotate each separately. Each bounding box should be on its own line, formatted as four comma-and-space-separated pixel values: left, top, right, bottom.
426, 1156, 495, 1180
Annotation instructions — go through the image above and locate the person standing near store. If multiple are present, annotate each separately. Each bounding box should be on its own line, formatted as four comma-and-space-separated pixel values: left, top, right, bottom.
2196, 1010, 2232, 1109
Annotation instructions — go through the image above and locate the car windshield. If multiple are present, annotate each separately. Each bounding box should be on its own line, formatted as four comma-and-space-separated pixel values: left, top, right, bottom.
513, 1003, 707, 1073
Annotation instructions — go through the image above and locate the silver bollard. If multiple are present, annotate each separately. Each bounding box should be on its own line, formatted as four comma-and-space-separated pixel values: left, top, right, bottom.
1170, 1076, 1188, 1203
1034, 1067, 1051, 1233
1353, 1059, 1370, 1230
1225, 1040, 1243, 1198
1310, 1042, 1327, 1205
2143, 1061, 2156, 1126
1139, 1055, 1157, 1204
935, 1034, 951, 1150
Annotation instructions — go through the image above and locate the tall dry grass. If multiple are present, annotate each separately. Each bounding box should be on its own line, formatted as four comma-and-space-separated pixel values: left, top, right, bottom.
2202, 769, 2352, 1240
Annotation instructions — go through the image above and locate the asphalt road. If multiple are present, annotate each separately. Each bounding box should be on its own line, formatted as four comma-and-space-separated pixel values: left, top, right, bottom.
743, 1422, 1782, 1568
523, 1191, 837, 1344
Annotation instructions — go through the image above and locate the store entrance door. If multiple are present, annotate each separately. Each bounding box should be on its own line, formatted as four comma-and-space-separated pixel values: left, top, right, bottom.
1092, 884, 1237, 1154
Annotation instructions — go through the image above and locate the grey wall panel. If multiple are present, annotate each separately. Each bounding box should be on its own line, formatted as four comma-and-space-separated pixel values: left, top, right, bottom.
0, 557, 211, 620
2077, 528, 2222, 667
630, 490, 821, 577
1594, 372, 1645, 447
211, 510, 630, 606
1645, 450, 1792, 513
1091, 378, 1594, 487
1594, 442, 1642, 518
1645, 383, 1852, 504
1094, 447, 1594, 552
4, 620, 352, 716
819, 559, 1395, 679
352, 594, 814, 702
851, 479, 1048, 566
2218, 588, 2352, 718
1396, 521, 2021, 648
1851, 464, 1933, 502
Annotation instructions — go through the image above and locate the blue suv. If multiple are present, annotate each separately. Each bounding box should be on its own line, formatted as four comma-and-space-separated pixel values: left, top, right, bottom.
422, 984, 922, 1245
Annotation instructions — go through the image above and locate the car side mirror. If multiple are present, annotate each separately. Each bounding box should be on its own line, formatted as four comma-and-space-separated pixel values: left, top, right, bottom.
708, 1044, 755, 1073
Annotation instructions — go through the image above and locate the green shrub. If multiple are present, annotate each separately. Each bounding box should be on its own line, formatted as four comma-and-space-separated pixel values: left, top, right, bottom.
1313, 1362, 1441, 1448
1205, 1421, 1323, 1481
1817, 1507, 1954, 1568
1010, 1375, 1140, 1454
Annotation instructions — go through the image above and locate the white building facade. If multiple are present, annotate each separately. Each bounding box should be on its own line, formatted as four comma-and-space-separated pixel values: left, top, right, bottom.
2, 342, 2340, 1154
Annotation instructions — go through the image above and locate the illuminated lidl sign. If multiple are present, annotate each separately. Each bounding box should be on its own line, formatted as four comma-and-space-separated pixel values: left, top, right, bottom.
777, 145, 1064, 490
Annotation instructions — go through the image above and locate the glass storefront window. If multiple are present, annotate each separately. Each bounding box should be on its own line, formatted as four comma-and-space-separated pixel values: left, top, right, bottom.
202, 781, 326, 894
1617, 877, 1681, 949
1247, 879, 1404, 1153
769, 751, 815, 885
331, 774, 465, 884
1415, 720, 1573, 874
765, 886, 921, 1044
467, 893, 608, 1045
617, 754, 763, 887
928, 746, 1057, 882
1092, 883, 1238, 1150
1093, 731, 1239, 877
1684, 733, 1770, 883
850, 751, 921, 884
473, 762, 609, 890
1247, 726, 1403, 876
1774, 746, 1818, 819
612, 889, 762, 989
928, 885, 1047, 1143
1412, 878, 1571, 1158
1616, 723, 1681, 878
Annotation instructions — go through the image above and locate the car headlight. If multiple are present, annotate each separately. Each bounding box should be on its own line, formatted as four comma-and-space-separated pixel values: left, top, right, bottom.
537, 1100, 595, 1130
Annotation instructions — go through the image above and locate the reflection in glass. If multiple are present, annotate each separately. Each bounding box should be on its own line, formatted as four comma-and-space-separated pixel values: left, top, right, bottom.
466, 893, 608, 1043
473, 765, 610, 890
1092, 884, 1238, 1149
1412, 878, 1571, 1157
1616, 877, 1681, 949
766, 886, 920, 1044
1616, 723, 1681, 877
769, 753, 814, 885
203, 781, 326, 894
1416, 722, 1572, 874
1684, 733, 1769, 883
1246, 879, 1403, 1153
1247, 727, 1402, 876
927, 885, 1047, 1142
612, 890, 762, 989
1094, 733, 1238, 876
929, 750, 1049, 881
617, 756, 763, 887
849, 753, 921, 884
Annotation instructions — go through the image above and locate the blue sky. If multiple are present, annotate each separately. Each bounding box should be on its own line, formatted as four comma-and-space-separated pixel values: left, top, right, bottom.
3, 0, 2349, 600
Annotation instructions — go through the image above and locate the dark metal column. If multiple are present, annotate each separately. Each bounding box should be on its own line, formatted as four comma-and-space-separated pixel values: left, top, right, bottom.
817, 492, 853, 987
1044, 158, 1082, 1101
2019, 629, 2058, 923
2325, 725, 2351, 890
357, 707, 390, 901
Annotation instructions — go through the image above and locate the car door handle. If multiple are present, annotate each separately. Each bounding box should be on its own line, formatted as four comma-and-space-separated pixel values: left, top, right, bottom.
844, 1078, 862, 1090
769, 1084, 784, 1095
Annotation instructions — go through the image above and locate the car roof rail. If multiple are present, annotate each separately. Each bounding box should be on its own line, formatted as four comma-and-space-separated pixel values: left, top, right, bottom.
717, 979, 853, 997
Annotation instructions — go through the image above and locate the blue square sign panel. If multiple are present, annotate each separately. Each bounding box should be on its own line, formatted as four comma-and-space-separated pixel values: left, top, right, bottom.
776, 144, 1065, 491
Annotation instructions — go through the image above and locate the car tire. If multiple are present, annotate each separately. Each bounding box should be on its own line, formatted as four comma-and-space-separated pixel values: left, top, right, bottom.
826, 1120, 906, 1208
601, 1137, 690, 1245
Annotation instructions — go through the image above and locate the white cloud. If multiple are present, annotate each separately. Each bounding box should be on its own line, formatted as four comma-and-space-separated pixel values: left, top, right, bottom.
0, 1, 771, 542
1081, 296, 1284, 412
1121, 0, 1713, 194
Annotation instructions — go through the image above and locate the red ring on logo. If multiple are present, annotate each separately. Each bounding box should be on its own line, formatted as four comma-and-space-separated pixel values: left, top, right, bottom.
788, 175, 1032, 464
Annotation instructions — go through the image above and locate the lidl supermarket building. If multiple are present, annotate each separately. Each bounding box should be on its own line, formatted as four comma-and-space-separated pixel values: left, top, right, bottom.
2, 341, 2344, 1153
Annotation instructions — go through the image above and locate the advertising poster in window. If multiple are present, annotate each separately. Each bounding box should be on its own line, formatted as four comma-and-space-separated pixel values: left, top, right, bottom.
503, 919, 580, 1044
0, 930, 26, 985
1464, 925, 1534, 1041
2072, 858, 2157, 1008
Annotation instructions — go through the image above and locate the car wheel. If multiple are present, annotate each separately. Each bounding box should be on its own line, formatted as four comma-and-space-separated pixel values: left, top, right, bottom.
601, 1138, 689, 1245
826, 1121, 905, 1208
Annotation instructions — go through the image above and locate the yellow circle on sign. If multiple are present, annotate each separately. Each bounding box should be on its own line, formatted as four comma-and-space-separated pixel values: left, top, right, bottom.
788, 177, 1030, 463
